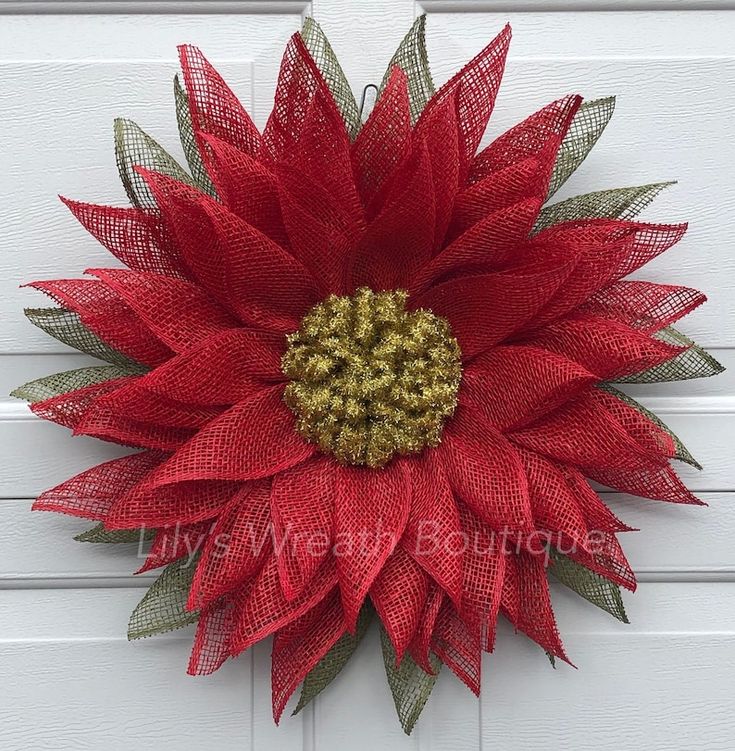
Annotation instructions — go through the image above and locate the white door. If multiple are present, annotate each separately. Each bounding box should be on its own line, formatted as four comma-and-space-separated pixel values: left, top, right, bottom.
1, 1, 733, 749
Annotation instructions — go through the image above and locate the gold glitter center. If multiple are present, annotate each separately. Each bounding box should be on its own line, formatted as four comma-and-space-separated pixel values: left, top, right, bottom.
282, 287, 462, 467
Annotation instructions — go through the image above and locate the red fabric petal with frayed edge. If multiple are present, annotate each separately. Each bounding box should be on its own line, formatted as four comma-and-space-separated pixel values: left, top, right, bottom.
407, 584, 444, 673
270, 456, 337, 601
333, 461, 411, 631
28, 278, 172, 367
411, 262, 572, 360
187, 597, 239, 676
178, 44, 261, 159
401, 451, 463, 607
442, 403, 533, 533
141, 170, 321, 331
142, 385, 316, 487
587, 463, 704, 506
62, 198, 187, 279
33, 450, 164, 519
137, 520, 212, 573
419, 24, 511, 174
271, 589, 345, 723
432, 601, 483, 695
187, 481, 272, 610
460, 345, 596, 431
370, 547, 429, 661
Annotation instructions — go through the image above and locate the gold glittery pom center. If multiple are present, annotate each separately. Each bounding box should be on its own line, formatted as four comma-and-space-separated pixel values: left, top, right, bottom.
282, 288, 462, 467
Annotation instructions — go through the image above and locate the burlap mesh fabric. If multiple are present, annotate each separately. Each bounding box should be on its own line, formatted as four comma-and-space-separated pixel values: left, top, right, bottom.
14, 15, 722, 733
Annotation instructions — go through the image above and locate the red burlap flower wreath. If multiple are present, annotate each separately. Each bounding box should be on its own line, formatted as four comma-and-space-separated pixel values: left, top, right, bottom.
14, 17, 722, 733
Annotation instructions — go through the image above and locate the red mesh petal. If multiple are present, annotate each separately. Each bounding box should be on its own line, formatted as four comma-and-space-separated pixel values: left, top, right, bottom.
271, 589, 345, 723
130, 328, 285, 407
143, 385, 315, 486
276, 163, 357, 294
62, 198, 187, 279
521, 314, 683, 381
457, 505, 505, 650
270, 456, 336, 601
178, 44, 260, 158
89, 268, 238, 353
501, 552, 568, 661
188, 598, 239, 676
401, 452, 463, 606
578, 280, 706, 334
141, 170, 320, 332
470, 95, 581, 185
351, 140, 435, 291
199, 134, 289, 248
29, 278, 171, 367
442, 404, 533, 532
509, 390, 672, 472
352, 67, 411, 214
418, 24, 511, 174
587, 463, 703, 506
525, 220, 688, 329
516, 449, 591, 552
407, 584, 444, 673
229, 554, 338, 654
460, 345, 596, 431
415, 92, 461, 250
333, 462, 411, 631
188, 481, 272, 609
566, 530, 637, 591
412, 198, 541, 292
105, 478, 238, 529
432, 601, 482, 695
559, 466, 634, 535
370, 547, 429, 661
411, 262, 571, 359
137, 520, 212, 573
32, 450, 164, 519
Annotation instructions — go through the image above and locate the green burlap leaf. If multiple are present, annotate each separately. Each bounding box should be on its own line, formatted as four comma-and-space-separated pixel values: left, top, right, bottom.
24, 307, 143, 369
549, 549, 629, 623
114, 117, 196, 209
599, 384, 700, 468
11, 365, 138, 403
535, 182, 673, 232
128, 557, 199, 640
294, 604, 373, 714
173, 75, 217, 196
380, 14, 435, 124
547, 96, 616, 199
75, 524, 155, 544
380, 625, 441, 735
301, 17, 361, 139
616, 327, 724, 384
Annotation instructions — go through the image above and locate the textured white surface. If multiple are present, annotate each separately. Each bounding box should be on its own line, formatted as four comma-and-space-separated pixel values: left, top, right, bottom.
0, 1, 733, 749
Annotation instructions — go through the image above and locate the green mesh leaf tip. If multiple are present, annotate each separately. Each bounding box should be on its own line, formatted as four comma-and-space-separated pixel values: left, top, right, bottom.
380, 625, 441, 735
173, 75, 217, 196
535, 181, 674, 232
128, 557, 199, 640
380, 14, 435, 124
547, 96, 616, 199
11, 365, 137, 403
24, 307, 143, 370
301, 17, 361, 140
549, 549, 629, 624
75, 523, 155, 544
114, 117, 195, 209
294, 604, 373, 715
616, 327, 725, 385
599, 384, 701, 469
